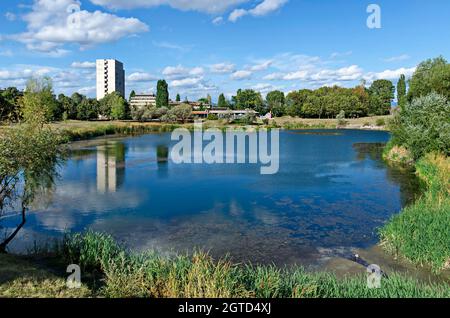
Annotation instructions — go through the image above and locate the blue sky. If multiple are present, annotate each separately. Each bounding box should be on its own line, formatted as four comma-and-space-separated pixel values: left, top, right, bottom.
0, 0, 449, 101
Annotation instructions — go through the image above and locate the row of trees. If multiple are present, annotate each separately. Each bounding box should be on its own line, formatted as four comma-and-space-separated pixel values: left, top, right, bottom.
214, 79, 395, 118
0, 77, 130, 123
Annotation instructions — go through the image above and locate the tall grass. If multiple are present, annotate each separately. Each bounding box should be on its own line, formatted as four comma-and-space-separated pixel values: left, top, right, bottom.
59, 232, 450, 298
56, 122, 182, 142
380, 153, 450, 272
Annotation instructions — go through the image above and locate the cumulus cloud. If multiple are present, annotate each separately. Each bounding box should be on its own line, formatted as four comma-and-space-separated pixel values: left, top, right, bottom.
170, 77, 203, 88
229, 0, 288, 22
231, 70, 252, 80
89, 0, 248, 13
229, 9, 248, 22
13, 0, 148, 55
248, 59, 273, 72
162, 65, 204, 79
127, 72, 158, 82
71, 61, 96, 68
209, 63, 235, 74
364, 67, 416, 82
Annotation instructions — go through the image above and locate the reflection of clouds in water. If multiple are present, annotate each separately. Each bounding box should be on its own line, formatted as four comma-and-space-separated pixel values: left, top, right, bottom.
32, 182, 143, 232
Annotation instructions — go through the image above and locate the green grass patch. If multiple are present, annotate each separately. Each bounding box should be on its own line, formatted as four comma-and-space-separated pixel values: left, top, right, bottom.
380, 153, 450, 272
52, 232, 450, 298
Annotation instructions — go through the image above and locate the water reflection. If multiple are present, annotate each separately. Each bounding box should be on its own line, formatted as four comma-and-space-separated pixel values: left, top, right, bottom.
96, 143, 126, 193
6, 130, 423, 268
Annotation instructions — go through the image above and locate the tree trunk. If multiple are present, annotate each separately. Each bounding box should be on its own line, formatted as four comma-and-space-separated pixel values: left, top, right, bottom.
0, 204, 26, 253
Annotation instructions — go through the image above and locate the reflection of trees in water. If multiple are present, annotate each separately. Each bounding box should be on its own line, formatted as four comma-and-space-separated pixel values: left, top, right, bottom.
353, 143, 422, 207
157, 145, 169, 163
96, 142, 126, 193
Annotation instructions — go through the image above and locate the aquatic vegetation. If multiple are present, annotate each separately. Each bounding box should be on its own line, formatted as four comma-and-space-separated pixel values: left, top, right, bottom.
380, 154, 450, 272
51, 232, 450, 298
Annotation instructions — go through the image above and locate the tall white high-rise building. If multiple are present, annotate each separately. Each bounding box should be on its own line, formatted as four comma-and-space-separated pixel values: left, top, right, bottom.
96, 59, 125, 100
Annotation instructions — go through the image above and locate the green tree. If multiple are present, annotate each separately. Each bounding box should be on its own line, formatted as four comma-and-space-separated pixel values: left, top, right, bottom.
218, 93, 228, 108
129, 90, 136, 101
77, 98, 99, 120
266, 90, 285, 117
58, 94, 77, 120
408, 56, 450, 101
285, 89, 312, 117
0, 87, 22, 122
168, 104, 192, 123
21, 77, 61, 123
233, 89, 264, 113
156, 80, 169, 108
0, 120, 63, 252
100, 92, 129, 120
369, 79, 395, 115
176, 94, 181, 102
397, 74, 407, 111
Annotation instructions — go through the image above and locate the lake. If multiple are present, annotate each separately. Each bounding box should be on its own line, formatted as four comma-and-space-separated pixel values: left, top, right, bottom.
3, 129, 420, 268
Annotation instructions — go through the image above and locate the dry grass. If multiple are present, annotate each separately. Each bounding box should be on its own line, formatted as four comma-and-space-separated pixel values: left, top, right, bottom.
271, 115, 392, 130
0, 254, 92, 298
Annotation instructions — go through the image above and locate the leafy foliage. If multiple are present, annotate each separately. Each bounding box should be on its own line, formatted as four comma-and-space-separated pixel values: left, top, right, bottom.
390, 93, 450, 160
156, 80, 169, 108
408, 56, 450, 101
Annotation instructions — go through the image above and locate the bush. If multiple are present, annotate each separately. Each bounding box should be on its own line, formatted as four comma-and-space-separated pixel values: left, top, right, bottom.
207, 114, 219, 121
336, 110, 347, 126
390, 93, 450, 160
376, 118, 386, 127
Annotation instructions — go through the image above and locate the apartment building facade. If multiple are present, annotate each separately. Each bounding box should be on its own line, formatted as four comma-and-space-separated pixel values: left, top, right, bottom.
96, 59, 125, 100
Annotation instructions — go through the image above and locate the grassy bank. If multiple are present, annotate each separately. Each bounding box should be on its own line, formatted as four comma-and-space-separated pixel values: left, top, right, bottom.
380, 153, 450, 272
2, 232, 448, 298
0, 116, 391, 142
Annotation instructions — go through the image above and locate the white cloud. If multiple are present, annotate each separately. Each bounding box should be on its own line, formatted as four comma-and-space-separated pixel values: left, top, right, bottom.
170, 77, 203, 88
162, 65, 204, 79
13, 0, 148, 55
249, 0, 288, 16
0, 67, 53, 81
383, 54, 410, 62
231, 70, 252, 80
229, 9, 248, 22
248, 59, 273, 72
229, 0, 288, 22
209, 63, 235, 74
89, 0, 248, 13
71, 61, 96, 68
78, 86, 96, 95
127, 72, 158, 82
364, 67, 416, 82
212, 17, 224, 25
283, 70, 309, 80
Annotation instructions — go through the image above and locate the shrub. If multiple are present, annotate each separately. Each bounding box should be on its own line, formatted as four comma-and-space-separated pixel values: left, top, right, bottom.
207, 114, 219, 121
376, 118, 386, 127
336, 110, 347, 126
390, 93, 450, 160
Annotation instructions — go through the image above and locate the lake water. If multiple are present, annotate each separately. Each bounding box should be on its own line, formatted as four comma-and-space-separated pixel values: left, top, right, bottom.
3, 129, 421, 268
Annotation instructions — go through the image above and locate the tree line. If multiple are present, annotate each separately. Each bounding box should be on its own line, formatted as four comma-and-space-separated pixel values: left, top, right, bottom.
1, 56, 450, 124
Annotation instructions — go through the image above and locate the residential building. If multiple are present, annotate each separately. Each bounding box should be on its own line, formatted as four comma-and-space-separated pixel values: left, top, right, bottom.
130, 94, 157, 109
96, 59, 125, 101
